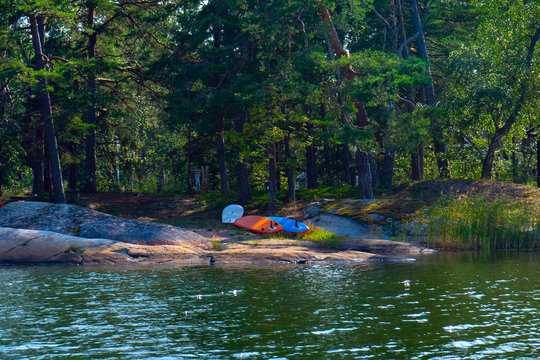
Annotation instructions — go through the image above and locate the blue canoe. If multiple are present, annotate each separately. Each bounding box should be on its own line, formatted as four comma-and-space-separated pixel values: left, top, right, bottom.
267, 217, 310, 234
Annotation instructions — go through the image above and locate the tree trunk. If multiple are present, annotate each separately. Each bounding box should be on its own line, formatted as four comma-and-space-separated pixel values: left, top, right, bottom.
216, 119, 229, 197
268, 143, 277, 216
236, 160, 251, 205
356, 149, 373, 199
43, 156, 52, 198
389, 0, 398, 54
511, 137, 518, 183
66, 142, 78, 192
343, 142, 351, 185
29, 14, 65, 204
84, 4, 97, 192
68, 162, 77, 192
31, 160, 44, 195
157, 168, 165, 193
355, 102, 374, 198
285, 135, 295, 202
237, 161, 251, 204
380, 146, 394, 190
536, 114, 540, 187
350, 166, 356, 186
409, 0, 449, 177
408, 0, 434, 104
32, 125, 45, 195
410, 144, 424, 180
37, 16, 46, 52
481, 136, 501, 179
378, 102, 395, 191
323, 140, 332, 186
275, 142, 281, 191
186, 123, 192, 192
36, 17, 50, 199
306, 142, 317, 188
396, 0, 409, 58
234, 117, 251, 204
369, 154, 380, 189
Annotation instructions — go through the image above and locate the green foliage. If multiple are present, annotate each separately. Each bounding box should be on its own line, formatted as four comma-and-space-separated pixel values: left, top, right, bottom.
0, 0, 538, 213
211, 241, 221, 251
298, 225, 347, 250
447, 1, 539, 179
427, 195, 540, 250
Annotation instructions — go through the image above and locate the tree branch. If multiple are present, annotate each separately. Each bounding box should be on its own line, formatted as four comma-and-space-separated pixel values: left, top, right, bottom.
373, 8, 391, 28
398, 33, 418, 55
525, 25, 540, 69
396, 93, 416, 112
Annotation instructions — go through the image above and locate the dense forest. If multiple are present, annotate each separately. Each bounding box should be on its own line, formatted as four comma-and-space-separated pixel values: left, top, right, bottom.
0, 0, 539, 204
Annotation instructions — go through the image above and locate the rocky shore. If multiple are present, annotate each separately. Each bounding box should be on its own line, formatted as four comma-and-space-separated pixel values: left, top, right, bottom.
0, 201, 432, 265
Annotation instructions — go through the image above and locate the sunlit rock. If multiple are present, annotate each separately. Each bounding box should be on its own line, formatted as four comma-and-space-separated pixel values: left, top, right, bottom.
0, 201, 210, 248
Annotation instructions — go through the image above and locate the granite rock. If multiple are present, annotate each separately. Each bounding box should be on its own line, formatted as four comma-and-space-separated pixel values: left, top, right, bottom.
0, 201, 210, 248
0, 227, 208, 265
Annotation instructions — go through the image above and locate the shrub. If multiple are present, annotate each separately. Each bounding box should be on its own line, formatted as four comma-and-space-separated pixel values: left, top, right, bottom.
298, 226, 347, 250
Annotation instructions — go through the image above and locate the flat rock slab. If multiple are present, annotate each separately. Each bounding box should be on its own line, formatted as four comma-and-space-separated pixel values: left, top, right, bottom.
0, 227, 419, 266
0, 227, 208, 265
0, 201, 210, 248
211, 247, 408, 264
205, 238, 417, 264
342, 238, 435, 257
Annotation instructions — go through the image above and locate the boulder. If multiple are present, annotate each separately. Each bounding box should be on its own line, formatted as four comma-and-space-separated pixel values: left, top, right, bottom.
309, 212, 371, 238
0, 201, 210, 248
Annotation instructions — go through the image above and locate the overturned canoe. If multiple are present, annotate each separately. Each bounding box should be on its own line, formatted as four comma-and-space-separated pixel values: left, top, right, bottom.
234, 215, 283, 234
268, 216, 310, 234
222, 204, 244, 223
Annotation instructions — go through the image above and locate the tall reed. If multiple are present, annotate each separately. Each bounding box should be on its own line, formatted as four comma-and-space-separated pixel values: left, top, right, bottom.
427, 195, 540, 250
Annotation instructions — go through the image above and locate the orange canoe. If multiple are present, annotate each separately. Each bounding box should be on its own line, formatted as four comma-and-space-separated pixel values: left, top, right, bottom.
234, 215, 283, 234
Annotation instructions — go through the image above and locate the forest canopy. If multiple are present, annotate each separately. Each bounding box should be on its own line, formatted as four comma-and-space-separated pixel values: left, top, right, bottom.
0, 0, 539, 203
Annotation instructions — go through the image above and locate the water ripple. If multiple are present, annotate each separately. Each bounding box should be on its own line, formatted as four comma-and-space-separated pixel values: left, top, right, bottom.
0, 253, 538, 359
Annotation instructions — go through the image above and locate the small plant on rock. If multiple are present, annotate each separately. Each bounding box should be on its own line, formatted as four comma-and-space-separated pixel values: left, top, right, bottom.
298, 226, 347, 250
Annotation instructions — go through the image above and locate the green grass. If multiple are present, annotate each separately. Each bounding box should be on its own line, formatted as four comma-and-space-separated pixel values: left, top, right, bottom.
297, 226, 348, 250
427, 194, 540, 250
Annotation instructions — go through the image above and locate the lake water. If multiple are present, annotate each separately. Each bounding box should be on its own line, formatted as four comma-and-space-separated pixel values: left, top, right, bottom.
0, 252, 538, 359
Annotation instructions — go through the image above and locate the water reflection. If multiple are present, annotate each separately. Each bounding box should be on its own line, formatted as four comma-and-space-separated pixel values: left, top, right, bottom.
0, 252, 538, 359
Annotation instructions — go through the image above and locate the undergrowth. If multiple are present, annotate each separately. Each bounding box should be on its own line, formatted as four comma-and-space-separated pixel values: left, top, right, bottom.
297, 225, 347, 250
427, 194, 540, 250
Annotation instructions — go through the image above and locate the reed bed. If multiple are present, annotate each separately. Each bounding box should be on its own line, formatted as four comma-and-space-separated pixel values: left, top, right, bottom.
427, 194, 540, 250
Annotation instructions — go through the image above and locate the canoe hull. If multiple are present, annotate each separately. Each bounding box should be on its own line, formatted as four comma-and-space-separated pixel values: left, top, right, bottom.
222, 204, 244, 223
267, 216, 310, 233
234, 215, 283, 234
